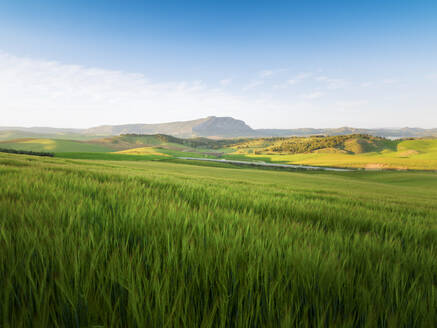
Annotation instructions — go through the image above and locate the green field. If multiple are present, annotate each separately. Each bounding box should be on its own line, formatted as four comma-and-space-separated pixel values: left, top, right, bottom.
0, 138, 113, 153
0, 131, 100, 141
2, 134, 437, 170
55, 152, 169, 161
1, 152, 436, 327
242, 151, 437, 171
232, 136, 437, 171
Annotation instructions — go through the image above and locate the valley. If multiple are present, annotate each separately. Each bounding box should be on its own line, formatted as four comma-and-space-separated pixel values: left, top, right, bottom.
1, 133, 437, 170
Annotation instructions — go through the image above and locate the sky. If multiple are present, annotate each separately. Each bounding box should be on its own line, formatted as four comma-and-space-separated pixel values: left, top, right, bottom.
0, 0, 436, 129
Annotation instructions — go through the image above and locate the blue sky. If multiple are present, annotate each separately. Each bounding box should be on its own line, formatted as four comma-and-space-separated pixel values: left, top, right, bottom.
1, 0, 436, 128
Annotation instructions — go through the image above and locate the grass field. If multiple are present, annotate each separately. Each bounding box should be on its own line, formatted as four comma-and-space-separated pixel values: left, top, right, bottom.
116, 147, 170, 156
235, 139, 437, 171
119, 146, 218, 159
55, 152, 169, 161
242, 152, 437, 170
0, 131, 100, 141
1, 152, 436, 327
3, 135, 437, 170
0, 138, 113, 153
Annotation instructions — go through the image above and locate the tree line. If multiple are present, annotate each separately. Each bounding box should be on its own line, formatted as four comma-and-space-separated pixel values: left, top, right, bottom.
0, 148, 54, 157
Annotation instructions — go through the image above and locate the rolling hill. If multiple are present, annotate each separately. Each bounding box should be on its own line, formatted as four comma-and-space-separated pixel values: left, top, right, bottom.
0, 138, 113, 153
231, 136, 437, 170
2, 116, 437, 138
2, 133, 437, 170
231, 134, 395, 155
81, 116, 255, 137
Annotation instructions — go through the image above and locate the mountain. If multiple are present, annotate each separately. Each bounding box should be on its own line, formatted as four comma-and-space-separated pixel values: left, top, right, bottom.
1, 116, 437, 139
0, 126, 84, 134
83, 116, 255, 137
192, 116, 253, 137
83, 117, 211, 137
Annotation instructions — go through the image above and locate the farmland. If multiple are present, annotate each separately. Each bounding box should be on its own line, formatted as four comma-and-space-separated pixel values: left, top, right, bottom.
0, 138, 113, 153
1, 151, 436, 326
1, 134, 437, 170
230, 135, 437, 171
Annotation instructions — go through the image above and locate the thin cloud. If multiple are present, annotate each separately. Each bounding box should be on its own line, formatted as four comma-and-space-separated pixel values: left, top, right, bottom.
258, 68, 286, 78
273, 73, 346, 91
243, 80, 264, 91
314, 76, 347, 89
219, 78, 232, 86
259, 70, 274, 78
295, 72, 313, 80
336, 100, 368, 107
360, 79, 398, 88
0, 51, 433, 129
272, 79, 298, 89
302, 91, 325, 99
360, 82, 373, 88
381, 78, 398, 85
272, 72, 313, 89
0, 52, 276, 127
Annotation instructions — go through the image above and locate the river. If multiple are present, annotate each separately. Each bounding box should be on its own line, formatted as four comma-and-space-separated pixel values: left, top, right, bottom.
177, 157, 353, 172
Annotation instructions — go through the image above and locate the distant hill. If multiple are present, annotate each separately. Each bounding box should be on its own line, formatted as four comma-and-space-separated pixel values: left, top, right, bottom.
232, 134, 397, 155
0, 130, 96, 141
1, 116, 437, 139
82, 117, 211, 137
88, 134, 243, 151
0, 134, 246, 154
3, 133, 437, 170
0, 138, 113, 153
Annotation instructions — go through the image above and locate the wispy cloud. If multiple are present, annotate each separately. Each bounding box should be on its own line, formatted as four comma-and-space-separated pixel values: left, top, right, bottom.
1, 51, 432, 129
272, 72, 313, 89
382, 78, 398, 85
360, 81, 373, 88
302, 91, 325, 99
336, 100, 368, 107
272, 79, 298, 89
0, 52, 276, 127
259, 70, 274, 78
314, 76, 347, 89
273, 72, 347, 91
285, 72, 313, 85
295, 72, 313, 80
219, 78, 232, 86
243, 80, 264, 91
360, 78, 399, 88
258, 68, 286, 79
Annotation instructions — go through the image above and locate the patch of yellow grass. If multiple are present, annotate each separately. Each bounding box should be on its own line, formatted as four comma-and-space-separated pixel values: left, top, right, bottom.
20, 139, 56, 150
242, 152, 437, 170
397, 150, 420, 158
116, 147, 169, 156
20, 138, 55, 145
312, 147, 348, 154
